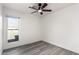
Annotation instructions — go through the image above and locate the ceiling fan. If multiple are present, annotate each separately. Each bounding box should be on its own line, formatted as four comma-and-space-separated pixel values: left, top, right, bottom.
29, 3, 52, 15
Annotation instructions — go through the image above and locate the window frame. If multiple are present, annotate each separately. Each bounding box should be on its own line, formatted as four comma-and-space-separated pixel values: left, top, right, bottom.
6, 16, 20, 43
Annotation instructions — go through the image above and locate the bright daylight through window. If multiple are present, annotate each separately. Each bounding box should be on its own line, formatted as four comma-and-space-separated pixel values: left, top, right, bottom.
7, 16, 20, 42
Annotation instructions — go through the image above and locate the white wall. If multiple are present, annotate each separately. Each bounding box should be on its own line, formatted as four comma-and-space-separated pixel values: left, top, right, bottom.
3, 7, 41, 49
0, 4, 2, 54
42, 4, 79, 53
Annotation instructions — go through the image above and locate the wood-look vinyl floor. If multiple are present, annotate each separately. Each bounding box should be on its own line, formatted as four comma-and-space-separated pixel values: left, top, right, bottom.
2, 41, 78, 55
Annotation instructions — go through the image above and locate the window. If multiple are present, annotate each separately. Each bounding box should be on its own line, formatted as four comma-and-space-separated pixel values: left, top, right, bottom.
7, 16, 20, 43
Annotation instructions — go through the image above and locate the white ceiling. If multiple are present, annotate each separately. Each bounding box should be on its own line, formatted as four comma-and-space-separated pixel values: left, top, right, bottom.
3, 3, 74, 14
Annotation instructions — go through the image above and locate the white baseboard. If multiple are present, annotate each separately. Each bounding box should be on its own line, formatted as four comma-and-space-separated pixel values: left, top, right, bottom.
42, 40, 79, 54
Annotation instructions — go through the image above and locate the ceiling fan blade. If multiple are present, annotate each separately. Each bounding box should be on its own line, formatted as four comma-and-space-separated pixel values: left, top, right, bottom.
42, 9, 52, 12
29, 7, 37, 10
41, 3, 48, 9
38, 3, 42, 9
40, 12, 43, 15
31, 11, 37, 14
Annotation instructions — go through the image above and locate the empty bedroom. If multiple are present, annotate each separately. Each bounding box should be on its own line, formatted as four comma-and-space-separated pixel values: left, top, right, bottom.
0, 3, 79, 55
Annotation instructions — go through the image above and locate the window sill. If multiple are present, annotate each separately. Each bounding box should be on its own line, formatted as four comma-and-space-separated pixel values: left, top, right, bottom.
8, 39, 19, 43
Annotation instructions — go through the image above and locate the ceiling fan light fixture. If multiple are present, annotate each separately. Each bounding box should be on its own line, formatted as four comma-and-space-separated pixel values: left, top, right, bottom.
38, 10, 42, 12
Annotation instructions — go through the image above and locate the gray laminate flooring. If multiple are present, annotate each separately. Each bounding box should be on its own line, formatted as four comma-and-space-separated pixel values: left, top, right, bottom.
2, 41, 78, 55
